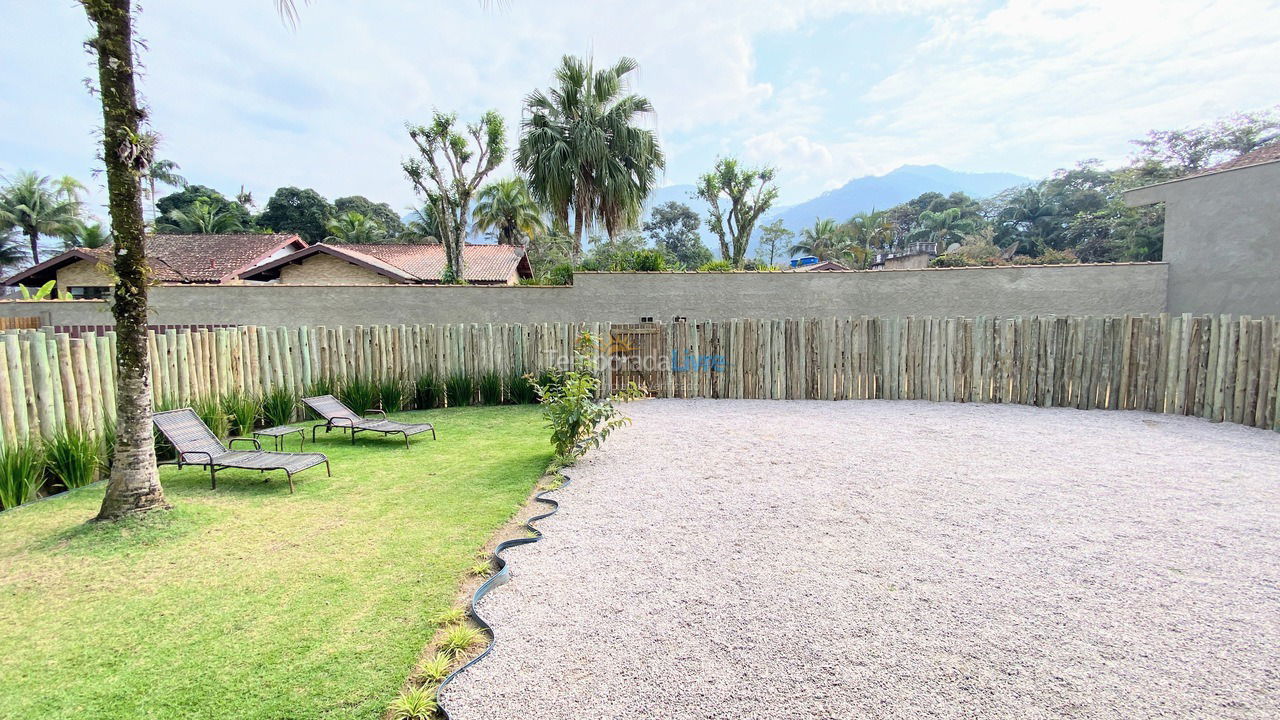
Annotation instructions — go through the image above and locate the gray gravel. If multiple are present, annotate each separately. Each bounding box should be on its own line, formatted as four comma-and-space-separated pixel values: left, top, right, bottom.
442, 400, 1280, 719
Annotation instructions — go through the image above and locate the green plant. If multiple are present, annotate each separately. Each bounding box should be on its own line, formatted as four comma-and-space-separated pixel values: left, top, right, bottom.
478, 372, 503, 405
929, 253, 975, 268
531, 333, 641, 461
468, 561, 491, 577
261, 388, 298, 428
305, 376, 338, 399
431, 606, 466, 625
440, 624, 485, 658
445, 373, 473, 408
414, 373, 444, 410
44, 429, 104, 491
419, 651, 454, 683
221, 392, 261, 436
696, 259, 735, 272
100, 416, 117, 469
387, 686, 437, 720
377, 376, 407, 413
507, 373, 537, 404
18, 280, 56, 301
194, 395, 231, 439
339, 377, 379, 416
0, 440, 45, 510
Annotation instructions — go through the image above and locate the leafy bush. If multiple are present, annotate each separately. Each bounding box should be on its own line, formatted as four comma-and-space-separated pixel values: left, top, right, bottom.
221, 392, 261, 436
0, 441, 45, 510
387, 686, 437, 720
445, 373, 473, 407
696, 259, 735, 272
478, 372, 503, 405
1012, 248, 1079, 265
261, 388, 298, 428
305, 376, 338, 399
414, 373, 444, 409
377, 376, 407, 413
100, 415, 117, 469
194, 395, 231, 439
339, 377, 379, 416
626, 249, 668, 271
531, 333, 641, 461
929, 253, 975, 268
44, 429, 104, 491
506, 373, 537, 404
419, 651, 454, 683
548, 263, 574, 286
440, 624, 484, 658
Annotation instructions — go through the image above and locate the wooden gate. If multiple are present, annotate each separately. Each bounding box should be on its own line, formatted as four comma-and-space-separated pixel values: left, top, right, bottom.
609, 323, 662, 395
0, 317, 39, 331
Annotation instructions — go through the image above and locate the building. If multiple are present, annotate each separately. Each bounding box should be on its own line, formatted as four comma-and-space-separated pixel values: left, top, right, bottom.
788, 259, 850, 272
870, 242, 939, 270
3, 234, 307, 298
1124, 143, 1280, 316
238, 243, 533, 285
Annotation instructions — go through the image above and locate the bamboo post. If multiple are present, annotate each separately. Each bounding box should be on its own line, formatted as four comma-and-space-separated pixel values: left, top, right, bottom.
97, 334, 116, 425
2, 335, 29, 440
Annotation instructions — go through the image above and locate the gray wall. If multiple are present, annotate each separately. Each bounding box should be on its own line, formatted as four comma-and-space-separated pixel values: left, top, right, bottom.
1126, 160, 1280, 316
0, 262, 1168, 327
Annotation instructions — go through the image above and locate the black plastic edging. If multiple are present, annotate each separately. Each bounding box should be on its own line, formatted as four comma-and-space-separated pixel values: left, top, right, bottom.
437, 474, 570, 719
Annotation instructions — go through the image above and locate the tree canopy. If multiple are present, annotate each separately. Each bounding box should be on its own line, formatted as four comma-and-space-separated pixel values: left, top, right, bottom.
334, 195, 403, 236
642, 201, 712, 268
695, 157, 778, 268
257, 186, 334, 243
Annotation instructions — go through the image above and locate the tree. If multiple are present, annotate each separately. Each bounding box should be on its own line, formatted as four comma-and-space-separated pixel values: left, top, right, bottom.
142, 158, 186, 219
473, 178, 546, 246
157, 185, 253, 230
157, 198, 245, 234
323, 211, 387, 244
642, 201, 711, 267
334, 195, 404, 236
257, 187, 333, 243
696, 158, 779, 268
399, 204, 441, 243
60, 218, 113, 249
754, 218, 793, 267
0, 231, 27, 270
0, 170, 84, 265
517, 55, 665, 257
997, 188, 1061, 255
80, 0, 168, 519
1131, 107, 1280, 180
403, 110, 506, 282
909, 207, 979, 247
789, 218, 851, 261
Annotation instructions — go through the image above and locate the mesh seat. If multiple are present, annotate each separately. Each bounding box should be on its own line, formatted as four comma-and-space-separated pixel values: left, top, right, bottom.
153, 408, 330, 493
302, 394, 436, 448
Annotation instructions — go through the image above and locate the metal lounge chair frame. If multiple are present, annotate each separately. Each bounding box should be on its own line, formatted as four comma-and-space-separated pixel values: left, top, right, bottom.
152, 408, 330, 493
302, 394, 436, 448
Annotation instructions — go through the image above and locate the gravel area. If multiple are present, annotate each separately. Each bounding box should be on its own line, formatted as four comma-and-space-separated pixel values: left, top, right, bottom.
442, 400, 1280, 719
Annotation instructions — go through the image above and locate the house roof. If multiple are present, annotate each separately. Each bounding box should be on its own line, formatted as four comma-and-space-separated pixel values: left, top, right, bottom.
3, 233, 307, 287
239, 243, 533, 284
788, 260, 850, 272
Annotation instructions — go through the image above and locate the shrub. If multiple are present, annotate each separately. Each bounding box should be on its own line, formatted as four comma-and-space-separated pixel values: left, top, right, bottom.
506, 373, 537, 404
377, 376, 407, 413
100, 415, 117, 469
305, 376, 338, 399
194, 395, 231, 439
445, 373, 473, 408
414, 373, 444, 410
1012, 248, 1079, 265
697, 259, 735, 272
929, 253, 975, 268
548, 263, 574, 286
440, 624, 484, 658
387, 686, 437, 720
339, 377, 379, 416
419, 651, 454, 683
44, 429, 104, 492
627, 249, 668, 271
261, 388, 298, 428
532, 333, 641, 461
478, 372, 503, 405
221, 392, 261, 436
0, 441, 45, 510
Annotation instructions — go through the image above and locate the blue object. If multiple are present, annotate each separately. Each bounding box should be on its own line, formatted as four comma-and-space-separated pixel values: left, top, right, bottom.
789, 255, 820, 268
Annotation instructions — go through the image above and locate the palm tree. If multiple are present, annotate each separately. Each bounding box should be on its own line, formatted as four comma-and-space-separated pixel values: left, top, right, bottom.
60, 218, 113, 249
399, 204, 441, 243
789, 218, 850, 261
998, 187, 1061, 253
156, 198, 244, 234
473, 178, 546, 245
0, 170, 84, 264
909, 207, 978, 247
517, 55, 665, 257
0, 231, 28, 270
323, 211, 386, 244
142, 158, 186, 219
843, 210, 895, 251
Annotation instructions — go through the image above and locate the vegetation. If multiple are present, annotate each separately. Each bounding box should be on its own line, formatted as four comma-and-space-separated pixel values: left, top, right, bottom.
473, 177, 546, 246
414, 373, 444, 410
439, 624, 485, 658
334, 195, 403, 236
157, 197, 246, 234
260, 387, 298, 427
754, 218, 793, 267
0, 440, 44, 510
257, 186, 334, 243
323, 211, 387, 244
339, 377, 379, 416
0, 170, 85, 264
0, 406, 553, 719
696, 157, 779, 268
418, 651, 454, 683
387, 686, 437, 720
507, 372, 537, 404
59, 218, 113, 249
643, 201, 713, 268
445, 373, 474, 408
532, 333, 640, 461
193, 395, 231, 439
377, 376, 407, 413
44, 429, 105, 491
221, 392, 262, 436
478, 372, 503, 405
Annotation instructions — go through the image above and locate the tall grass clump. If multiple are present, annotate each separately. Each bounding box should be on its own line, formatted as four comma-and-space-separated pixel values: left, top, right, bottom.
221, 392, 261, 436
387, 686, 437, 720
44, 429, 104, 491
414, 373, 443, 410
261, 388, 299, 428
377, 376, 407, 413
0, 440, 45, 510
478, 372, 503, 405
445, 373, 473, 407
507, 373, 536, 404
100, 415, 117, 469
194, 395, 231, 439
339, 377, 379, 416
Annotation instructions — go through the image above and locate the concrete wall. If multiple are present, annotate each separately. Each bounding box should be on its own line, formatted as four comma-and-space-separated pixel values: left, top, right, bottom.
0, 262, 1168, 327
1126, 160, 1280, 316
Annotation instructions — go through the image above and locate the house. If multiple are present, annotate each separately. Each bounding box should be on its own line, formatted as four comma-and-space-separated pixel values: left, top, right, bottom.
1123, 143, 1280, 316
788, 259, 850, 272
237, 243, 533, 285
869, 242, 939, 270
3, 234, 307, 299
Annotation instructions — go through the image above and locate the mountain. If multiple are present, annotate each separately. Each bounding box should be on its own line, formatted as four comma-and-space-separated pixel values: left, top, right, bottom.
766, 165, 1030, 235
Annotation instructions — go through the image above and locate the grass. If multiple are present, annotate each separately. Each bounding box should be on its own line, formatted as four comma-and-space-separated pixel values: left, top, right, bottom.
0, 405, 553, 720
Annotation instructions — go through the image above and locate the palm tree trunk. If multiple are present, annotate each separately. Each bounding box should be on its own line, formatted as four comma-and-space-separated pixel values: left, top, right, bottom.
24, 226, 39, 266
82, 0, 168, 520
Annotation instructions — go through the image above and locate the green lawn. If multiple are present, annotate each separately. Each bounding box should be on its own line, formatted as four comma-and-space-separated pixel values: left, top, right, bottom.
0, 406, 552, 720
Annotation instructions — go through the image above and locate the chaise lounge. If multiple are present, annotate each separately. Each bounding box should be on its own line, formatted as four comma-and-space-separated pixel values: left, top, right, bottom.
153, 408, 330, 493
302, 394, 436, 448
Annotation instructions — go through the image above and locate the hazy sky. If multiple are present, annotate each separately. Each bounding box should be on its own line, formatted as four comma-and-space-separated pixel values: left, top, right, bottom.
3, 0, 1277, 218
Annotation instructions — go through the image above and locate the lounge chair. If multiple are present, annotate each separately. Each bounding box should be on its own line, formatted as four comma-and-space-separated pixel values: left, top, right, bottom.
152, 408, 330, 493
302, 394, 436, 448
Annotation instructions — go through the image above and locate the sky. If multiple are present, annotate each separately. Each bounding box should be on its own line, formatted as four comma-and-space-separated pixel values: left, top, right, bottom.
2, 0, 1278, 220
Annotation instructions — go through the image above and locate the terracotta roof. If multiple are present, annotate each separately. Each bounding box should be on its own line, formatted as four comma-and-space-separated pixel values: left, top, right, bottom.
241, 243, 532, 284
1197, 141, 1280, 175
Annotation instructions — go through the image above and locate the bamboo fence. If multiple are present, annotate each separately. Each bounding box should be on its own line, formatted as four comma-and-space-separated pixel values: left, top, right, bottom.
0, 314, 1277, 446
